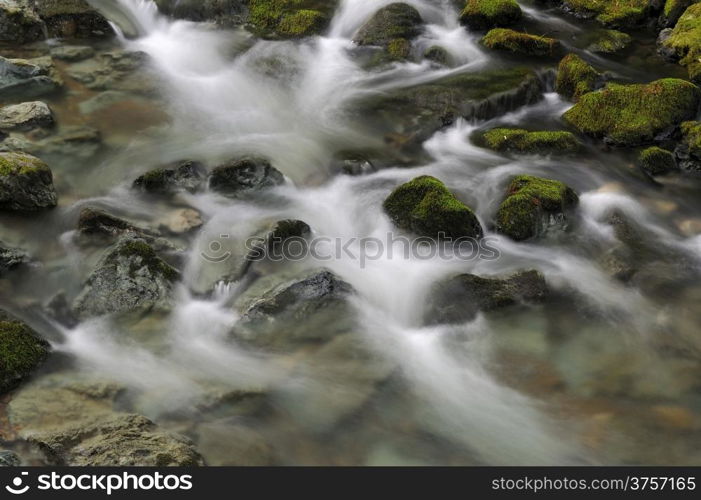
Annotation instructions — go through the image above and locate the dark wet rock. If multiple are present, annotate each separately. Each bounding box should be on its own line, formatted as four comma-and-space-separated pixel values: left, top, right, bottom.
659, 0, 697, 28
639, 146, 678, 176
586, 29, 632, 54
1, 125, 102, 158
353, 3, 423, 46
0, 101, 54, 131
477, 128, 581, 154
423, 45, 450, 65
481, 28, 561, 57
659, 3, 701, 83
155, 0, 246, 25
209, 157, 284, 198
358, 67, 544, 155
383, 175, 483, 239
0, 450, 21, 466
49, 44, 95, 61
0, 243, 29, 274
33, 0, 113, 38
676, 120, 701, 171
562, 78, 701, 146
496, 175, 579, 241
45, 291, 78, 328
560, 0, 652, 28
425, 270, 549, 324
459, 0, 523, 30
555, 53, 603, 101
233, 269, 355, 350
30, 414, 204, 466
0, 0, 44, 44
77, 207, 146, 239
72, 237, 180, 319
247, 0, 336, 39
0, 56, 62, 100
335, 154, 377, 176
196, 421, 274, 466
0, 152, 57, 211
0, 310, 50, 394
133, 160, 206, 195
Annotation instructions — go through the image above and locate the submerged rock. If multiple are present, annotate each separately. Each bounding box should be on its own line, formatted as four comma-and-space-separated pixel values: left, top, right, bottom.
133, 160, 206, 195
561, 0, 652, 28
555, 53, 603, 101
0, 0, 44, 44
459, 0, 523, 30
209, 157, 284, 198
72, 237, 179, 319
233, 270, 355, 350
562, 78, 701, 146
0, 56, 61, 100
50, 44, 95, 62
0, 101, 54, 131
478, 128, 581, 154
425, 270, 549, 324
0, 451, 20, 466
0, 152, 57, 211
481, 28, 560, 57
33, 0, 113, 38
66, 50, 156, 94
0, 310, 50, 394
586, 29, 632, 54
496, 175, 579, 241
247, 0, 336, 38
383, 176, 483, 239
30, 414, 203, 466
0, 243, 29, 274
639, 146, 678, 176
659, 3, 701, 84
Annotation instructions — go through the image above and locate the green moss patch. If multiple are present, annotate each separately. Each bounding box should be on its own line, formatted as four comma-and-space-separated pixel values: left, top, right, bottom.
0, 316, 49, 394
481, 28, 560, 57
562, 78, 701, 146
662, 3, 701, 83
383, 176, 483, 238
459, 0, 523, 30
556, 53, 602, 101
587, 29, 632, 53
118, 239, 180, 282
562, 0, 651, 27
246, 0, 334, 38
480, 128, 582, 154
639, 146, 677, 176
0, 152, 50, 177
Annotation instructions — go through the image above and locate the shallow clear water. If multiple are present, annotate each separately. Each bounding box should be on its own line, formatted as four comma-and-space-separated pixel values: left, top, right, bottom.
2, 0, 701, 465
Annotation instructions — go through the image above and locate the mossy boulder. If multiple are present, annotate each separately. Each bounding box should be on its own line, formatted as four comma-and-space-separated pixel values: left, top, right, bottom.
246, 0, 336, 39
659, 0, 699, 28
353, 3, 423, 45
209, 157, 284, 198
0, 152, 57, 211
72, 237, 180, 319
0, 311, 50, 394
562, 78, 701, 146
479, 128, 582, 154
660, 3, 701, 84
459, 0, 523, 30
133, 160, 206, 195
423, 45, 450, 65
383, 176, 483, 239
677, 120, 701, 170
587, 29, 632, 54
425, 270, 549, 324
481, 28, 560, 57
561, 0, 651, 28
556, 53, 602, 101
496, 175, 579, 241
639, 146, 677, 176
33, 0, 113, 38
0, 0, 45, 44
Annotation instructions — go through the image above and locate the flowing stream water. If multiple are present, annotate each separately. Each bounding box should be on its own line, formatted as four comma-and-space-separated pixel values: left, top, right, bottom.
2, 0, 701, 465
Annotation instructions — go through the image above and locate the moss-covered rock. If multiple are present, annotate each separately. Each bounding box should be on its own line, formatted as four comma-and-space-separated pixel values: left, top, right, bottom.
481, 28, 560, 57
561, 0, 651, 28
639, 146, 677, 176
209, 157, 284, 198
353, 3, 423, 46
0, 152, 57, 211
133, 160, 206, 195
423, 45, 450, 65
660, 3, 701, 84
677, 120, 701, 170
383, 176, 483, 239
0, 0, 45, 44
556, 53, 602, 101
0, 311, 50, 394
496, 175, 579, 241
459, 0, 523, 30
246, 0, 335, 38
562, 78, 701, 146
587, 29, 632, 54
479, 128, 582, 154
425, 270, 549, 324
659, 0, 699, 28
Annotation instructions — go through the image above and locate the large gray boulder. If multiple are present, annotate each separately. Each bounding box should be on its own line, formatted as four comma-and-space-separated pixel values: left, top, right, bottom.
0, 152, 57, 211
0, 56, 62, 100
33, 0, 113, 38
0, 0, 44, 43
72, 237, 180, 319
0, 101, 54, 131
